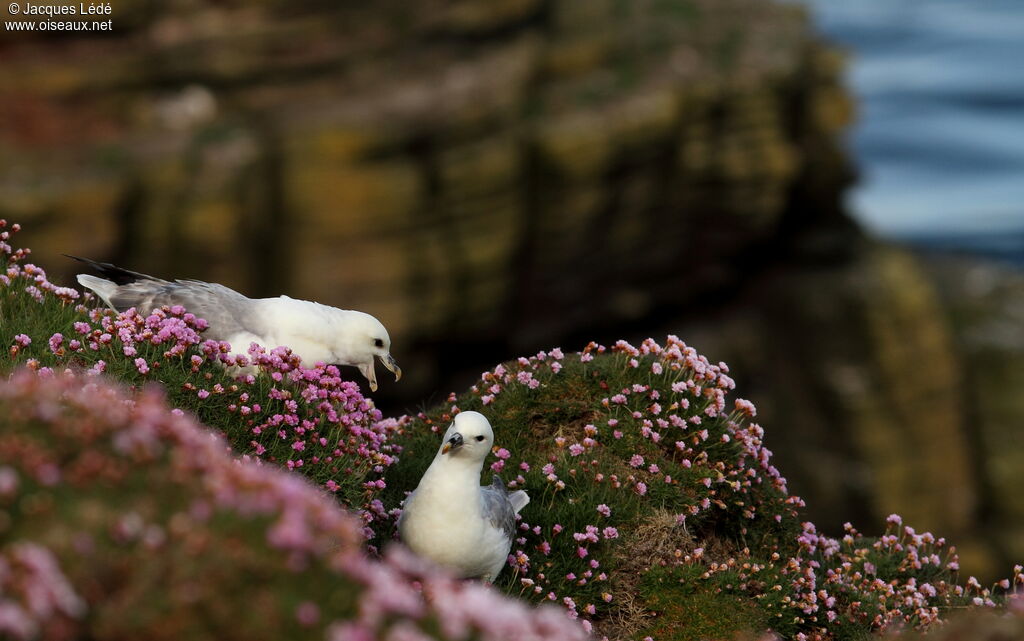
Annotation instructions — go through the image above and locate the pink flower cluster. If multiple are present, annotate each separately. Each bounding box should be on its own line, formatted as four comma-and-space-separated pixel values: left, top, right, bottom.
191, 342, 406, 537
0, 543, 85, 639
784, 520, 1012, 632
0, 221, 79, 304
53, 305, 209, 362
665, 518, 1023, 639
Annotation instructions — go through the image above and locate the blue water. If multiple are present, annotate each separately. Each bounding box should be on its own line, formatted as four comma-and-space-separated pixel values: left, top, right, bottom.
796, 0, 1024, 263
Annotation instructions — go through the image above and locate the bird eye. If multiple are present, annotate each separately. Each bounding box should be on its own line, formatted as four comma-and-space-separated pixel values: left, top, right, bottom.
373, 338, 384, 348
475, 435, 485, 442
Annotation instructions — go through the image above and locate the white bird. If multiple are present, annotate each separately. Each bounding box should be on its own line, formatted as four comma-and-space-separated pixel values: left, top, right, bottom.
69, 256, 401, 391
398, 411, 529, 582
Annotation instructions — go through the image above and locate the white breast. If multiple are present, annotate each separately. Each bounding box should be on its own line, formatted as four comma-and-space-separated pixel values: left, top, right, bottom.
399, 462, 511, 580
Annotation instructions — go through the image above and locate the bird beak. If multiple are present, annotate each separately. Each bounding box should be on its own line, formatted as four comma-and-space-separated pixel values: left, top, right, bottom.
441, 432, 464, 455
358, 360, 378, 392
379, 352, 402, 382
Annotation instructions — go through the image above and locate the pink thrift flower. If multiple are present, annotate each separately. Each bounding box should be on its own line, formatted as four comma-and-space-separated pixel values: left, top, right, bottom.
735, 398, 757, 417
295, 602, 319, 626
596, 504, 611, 517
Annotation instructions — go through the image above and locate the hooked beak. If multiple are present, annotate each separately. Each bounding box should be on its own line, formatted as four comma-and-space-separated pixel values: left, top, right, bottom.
441, 432, 464, 455
358, 360, 378, 392
379, 352, 402, 382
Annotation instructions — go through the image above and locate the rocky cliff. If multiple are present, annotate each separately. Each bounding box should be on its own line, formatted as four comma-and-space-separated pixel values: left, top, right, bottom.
2, 0, 850, 390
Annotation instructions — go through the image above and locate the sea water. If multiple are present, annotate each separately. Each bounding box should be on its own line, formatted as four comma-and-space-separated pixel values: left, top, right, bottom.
798, 0, 1024, 265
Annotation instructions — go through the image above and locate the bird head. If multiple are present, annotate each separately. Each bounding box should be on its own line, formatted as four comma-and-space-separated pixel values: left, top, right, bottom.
439, 411, 494, 461
336, 311, 401, 392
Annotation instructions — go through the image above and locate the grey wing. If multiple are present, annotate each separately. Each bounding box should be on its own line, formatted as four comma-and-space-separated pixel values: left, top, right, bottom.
481, 476, 517, 541
110, 280, 264, 340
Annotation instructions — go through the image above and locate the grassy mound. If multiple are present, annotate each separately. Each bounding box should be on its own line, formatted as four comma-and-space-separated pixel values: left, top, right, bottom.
377, 343, 1020, 639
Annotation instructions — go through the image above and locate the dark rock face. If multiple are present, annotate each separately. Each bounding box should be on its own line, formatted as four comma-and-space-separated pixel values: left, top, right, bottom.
659, 243, 1000, 577
1, 0, 851, 403
2, 0, 1008, 576
919, 255, 1024, 574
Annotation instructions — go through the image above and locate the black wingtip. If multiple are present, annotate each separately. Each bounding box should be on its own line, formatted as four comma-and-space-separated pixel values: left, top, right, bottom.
64, 255, 160, 286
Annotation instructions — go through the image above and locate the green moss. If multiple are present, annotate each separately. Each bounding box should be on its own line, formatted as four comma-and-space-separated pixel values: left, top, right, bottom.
638, 564, 768, 640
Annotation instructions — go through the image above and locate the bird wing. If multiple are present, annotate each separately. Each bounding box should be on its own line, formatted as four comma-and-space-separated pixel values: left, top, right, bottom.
508, 489, 530, 513
71, 256, 268, 342
114, 279, 265, 341
481, 476, 517, 541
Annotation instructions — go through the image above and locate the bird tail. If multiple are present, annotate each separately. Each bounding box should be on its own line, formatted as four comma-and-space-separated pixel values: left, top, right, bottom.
509, 490, 529, 514
76, 274, 118, 309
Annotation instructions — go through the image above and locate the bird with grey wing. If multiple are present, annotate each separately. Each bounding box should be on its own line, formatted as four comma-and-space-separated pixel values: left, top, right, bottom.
69, 256, 401, 391
397, 411, 529, 583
